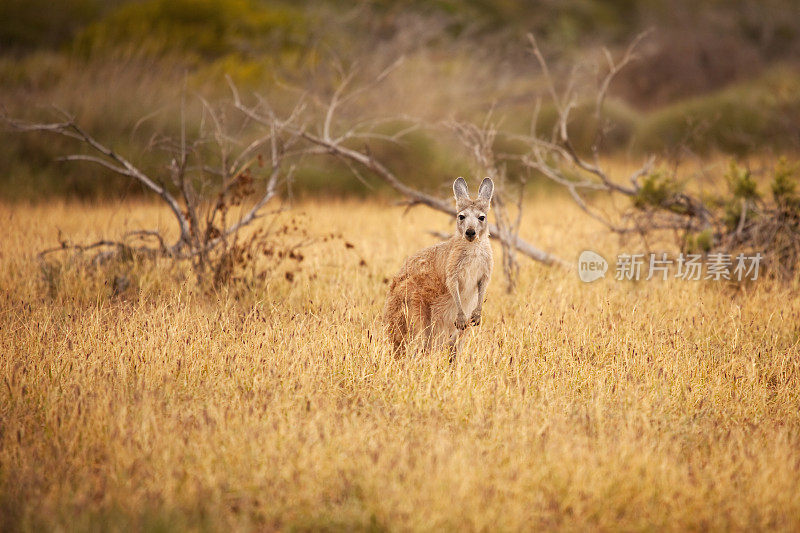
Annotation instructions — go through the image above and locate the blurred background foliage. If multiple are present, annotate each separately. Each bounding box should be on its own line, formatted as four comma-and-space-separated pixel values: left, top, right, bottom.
1, 0, 799, 199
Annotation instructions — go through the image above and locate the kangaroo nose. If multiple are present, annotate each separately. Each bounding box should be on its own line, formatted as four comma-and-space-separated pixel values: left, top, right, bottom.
465, 228, 476, 237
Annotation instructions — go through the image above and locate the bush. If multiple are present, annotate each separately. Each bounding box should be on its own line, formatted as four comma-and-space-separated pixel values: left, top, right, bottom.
772, 157, 800, 208
629, 158, 800, 278
73, 0, 310, 60
633, 168, 684, 212
633, 67, 800, 155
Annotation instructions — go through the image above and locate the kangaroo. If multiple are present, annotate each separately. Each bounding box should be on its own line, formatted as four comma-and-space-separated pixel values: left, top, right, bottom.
383, 177, 494, 357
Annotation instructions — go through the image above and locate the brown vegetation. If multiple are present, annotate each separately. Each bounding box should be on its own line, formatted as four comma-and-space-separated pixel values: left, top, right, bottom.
2, 198, 800, 530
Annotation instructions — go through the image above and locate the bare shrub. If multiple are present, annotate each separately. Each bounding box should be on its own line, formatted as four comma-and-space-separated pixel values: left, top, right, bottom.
503, 33, 800, 279
5, 93, 312, 288
6, 56, 570, 299
229, 68, 568, 283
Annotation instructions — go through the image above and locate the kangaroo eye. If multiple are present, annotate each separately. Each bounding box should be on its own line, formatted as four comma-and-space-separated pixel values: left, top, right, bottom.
478, 215, 485, 221
458, 214, 465, 220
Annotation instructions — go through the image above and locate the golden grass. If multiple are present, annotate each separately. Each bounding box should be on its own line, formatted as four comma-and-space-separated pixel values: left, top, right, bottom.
1, 195, 800, 531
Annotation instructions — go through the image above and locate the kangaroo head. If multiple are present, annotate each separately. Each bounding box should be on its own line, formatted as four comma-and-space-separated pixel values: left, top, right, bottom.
452, 177, 494, 242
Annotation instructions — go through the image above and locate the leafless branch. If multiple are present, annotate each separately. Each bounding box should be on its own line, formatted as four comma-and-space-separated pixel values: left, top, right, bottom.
298, 127, 566, 267
6, 113, 192, 251
231, 75, 567, 268
5, 94, 303, 280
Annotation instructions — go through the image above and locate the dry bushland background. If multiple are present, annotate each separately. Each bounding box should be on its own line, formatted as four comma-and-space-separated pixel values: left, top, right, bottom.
2, 1, 800, 531
2, 0, 800, 199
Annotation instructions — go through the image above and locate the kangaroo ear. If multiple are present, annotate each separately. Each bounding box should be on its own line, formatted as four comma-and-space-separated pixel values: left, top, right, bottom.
453, 177, 469, 202
477, 177, 494, 203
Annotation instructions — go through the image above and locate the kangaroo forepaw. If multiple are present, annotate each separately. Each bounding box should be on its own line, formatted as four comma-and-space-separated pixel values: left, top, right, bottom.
470, 310, 481, 326
455, 312, 468, 330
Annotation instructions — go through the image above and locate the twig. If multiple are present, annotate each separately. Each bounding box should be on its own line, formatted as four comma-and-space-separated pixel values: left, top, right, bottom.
7, 113, 192, 250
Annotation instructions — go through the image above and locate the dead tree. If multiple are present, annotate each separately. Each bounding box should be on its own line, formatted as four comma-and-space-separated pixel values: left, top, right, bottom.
229, 73, 568, 270
511, 31, 693, 237
496, 33, 714, 237
5, 98, 309, 283
500, 32, 800, 278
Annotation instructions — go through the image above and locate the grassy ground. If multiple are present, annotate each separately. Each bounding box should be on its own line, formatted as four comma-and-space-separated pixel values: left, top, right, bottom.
1, 195, 800, 531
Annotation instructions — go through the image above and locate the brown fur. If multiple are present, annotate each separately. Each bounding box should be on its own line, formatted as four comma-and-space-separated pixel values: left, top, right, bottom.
383, 178, 494, 357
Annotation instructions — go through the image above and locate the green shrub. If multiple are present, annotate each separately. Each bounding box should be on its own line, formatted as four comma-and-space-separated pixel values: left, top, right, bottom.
772, 157, 800, 207
683, 228, 714, 253
722, 161, 759, 230
726, 160, 759, 200
74, 0, 310, 60
633, 67, 800, 155
633, 168, 684, 211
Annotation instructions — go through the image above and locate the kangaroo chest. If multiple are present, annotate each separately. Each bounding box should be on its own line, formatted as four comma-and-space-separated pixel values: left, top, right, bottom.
459, 261, 482, 292
456, 248, 488, 308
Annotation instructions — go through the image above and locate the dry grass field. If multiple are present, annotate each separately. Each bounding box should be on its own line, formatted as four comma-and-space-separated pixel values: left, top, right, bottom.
2, 194, 800, 531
